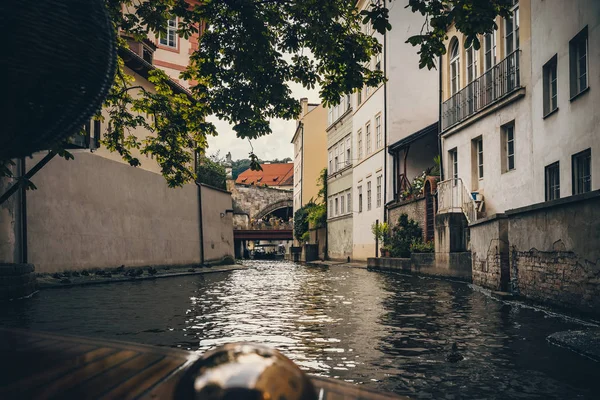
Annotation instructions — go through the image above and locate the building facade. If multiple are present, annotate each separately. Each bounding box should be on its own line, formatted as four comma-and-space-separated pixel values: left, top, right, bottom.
292, 99, 328, 214
326, 96, 353, 260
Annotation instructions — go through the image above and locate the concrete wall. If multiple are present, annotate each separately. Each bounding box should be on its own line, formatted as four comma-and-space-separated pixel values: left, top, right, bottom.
529, 0, 600, 203
327, 214, 352, 261
200, 184, 234, 263
367, 252, 471, 281
388, 197, 427, 240
469, 215, 509, 291
25, 152, 204, 273
468, 191, 600, 316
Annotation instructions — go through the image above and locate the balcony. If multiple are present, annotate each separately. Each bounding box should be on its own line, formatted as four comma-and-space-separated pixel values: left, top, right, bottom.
442, 50, 521, 131
437, 178, 480, 223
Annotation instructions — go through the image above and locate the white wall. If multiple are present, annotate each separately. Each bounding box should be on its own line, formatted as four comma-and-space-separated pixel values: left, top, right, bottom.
529, 0, 600, 202
352, 84, 385, 260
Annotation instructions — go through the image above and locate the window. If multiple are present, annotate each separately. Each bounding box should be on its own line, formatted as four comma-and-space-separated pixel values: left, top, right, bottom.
357, 89, 362, 105
476, 138, 484, 179
572, 149, 591, 195
334, 146, 339, 172
328, 151, 333, 173
346, 138, 351, 165
366, 85, 370, 97
503, 123, 515, 172
484, 32, 497, 70
543, 55, 558, 116
341, 141, 346, 165
570, 26, 588, 98
545, 162, 560, 201
347, 192, 352, 212
366, 123, 372, 155
376, 175, 382, 207
328, 107, 333, 125
449, 149, 458, 185
367, 181, 372, 211
329, 199, 333, 217
505, 2, 519, 55
340, 194, 345, 214
375, 53, 382, 71
346, 94, 351, 111
375, 115, 382, 148
358, 186, 363, 213
358, 129, 363, 159
159, 18, 178, 48
335, 197, 339, 216
466, 45, 478, 83
450, 39, 460, 95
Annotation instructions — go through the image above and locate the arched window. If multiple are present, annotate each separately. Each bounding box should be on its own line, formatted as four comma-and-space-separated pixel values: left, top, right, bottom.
450, 39, 460, 95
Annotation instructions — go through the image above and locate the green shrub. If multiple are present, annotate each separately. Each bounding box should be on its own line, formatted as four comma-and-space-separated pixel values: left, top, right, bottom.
410, 240, 434, 253
389, 213, 422, 258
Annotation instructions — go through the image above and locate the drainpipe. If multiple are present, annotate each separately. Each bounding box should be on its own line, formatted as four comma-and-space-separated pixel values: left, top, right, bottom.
195, 151, 205, 264
438, 55, 445, 181
382, 0, 388, 223
19, 158, 27, 263
300, 122, 304, 208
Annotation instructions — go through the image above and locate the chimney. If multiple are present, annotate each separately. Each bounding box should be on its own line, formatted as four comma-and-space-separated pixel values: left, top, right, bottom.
299, 97, 309, 119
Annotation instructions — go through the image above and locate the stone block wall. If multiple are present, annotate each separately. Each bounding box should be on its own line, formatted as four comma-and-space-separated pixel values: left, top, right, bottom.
388, 197, 427, 240
511, 249, 600, 314
505, 191, 600, 315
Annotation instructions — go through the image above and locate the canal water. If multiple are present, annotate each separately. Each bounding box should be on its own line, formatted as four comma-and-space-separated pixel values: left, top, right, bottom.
1, 261, 598, 399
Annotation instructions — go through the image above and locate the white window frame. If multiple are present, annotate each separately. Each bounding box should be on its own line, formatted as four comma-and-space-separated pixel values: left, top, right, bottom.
503, 123, 515, 172
347, 192, 352, 213
358, 186, 363, 213
569, 26, 589, 98
366, 122, 372, 155
376, 175, 382, 207
545, 162, 560, 201
159, 18, 178, 48
328, 151, 333, 174
346, 137, 351, 165
357, 129, 363, 160
504, 3, 520, 56
335, 197, 339, 216
340, 193, 345, 214
543, 55, 558, 116
484, 32, 497, 71
375, 115, 382, 149
450, 40, 460, 95
367, 181, 372, 211
477, 138, 484, 179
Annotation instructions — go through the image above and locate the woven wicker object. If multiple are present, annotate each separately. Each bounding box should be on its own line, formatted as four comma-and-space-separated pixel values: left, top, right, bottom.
0, 0, 117, 159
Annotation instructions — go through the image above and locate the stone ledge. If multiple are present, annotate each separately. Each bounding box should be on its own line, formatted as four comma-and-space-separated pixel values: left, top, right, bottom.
547, 329, 600, 362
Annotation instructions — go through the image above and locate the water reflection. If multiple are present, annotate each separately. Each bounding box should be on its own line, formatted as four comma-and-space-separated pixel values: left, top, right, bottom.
0, 261, 598, 398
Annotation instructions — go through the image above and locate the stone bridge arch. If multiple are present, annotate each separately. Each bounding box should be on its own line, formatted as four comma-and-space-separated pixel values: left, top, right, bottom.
255, 199, 293, 220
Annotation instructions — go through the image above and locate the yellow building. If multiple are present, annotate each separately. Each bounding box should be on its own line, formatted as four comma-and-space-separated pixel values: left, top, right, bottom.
291, 99, 327, 212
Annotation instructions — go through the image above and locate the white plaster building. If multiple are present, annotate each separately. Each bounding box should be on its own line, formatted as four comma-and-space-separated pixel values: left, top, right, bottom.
351, 0, 386, 260
326, 95, 353, 260
438, 0, 598, 219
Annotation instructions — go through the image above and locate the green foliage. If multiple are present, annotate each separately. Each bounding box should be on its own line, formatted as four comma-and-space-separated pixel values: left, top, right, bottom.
371, 221, 390, 245
294, 203, 314, 242
410, 240, 435, 253
306, 168, 328, 229
403, 0, 514, 69
197, 155, 226, 190
389, 213, 423, 258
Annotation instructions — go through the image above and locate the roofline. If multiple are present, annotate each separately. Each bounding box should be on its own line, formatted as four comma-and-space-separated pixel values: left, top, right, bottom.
291, 121, 303, 143
119, 47, 195, 101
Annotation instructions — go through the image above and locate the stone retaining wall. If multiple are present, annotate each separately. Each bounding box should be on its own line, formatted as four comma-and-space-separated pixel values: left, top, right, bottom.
388, 197, 427, 241
367, 252, 471, 281
0, 263, 36, 301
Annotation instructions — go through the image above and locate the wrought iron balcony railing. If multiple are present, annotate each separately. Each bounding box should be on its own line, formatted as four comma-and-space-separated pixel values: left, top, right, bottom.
437, 178, 478, 223
442, 50, 521, 131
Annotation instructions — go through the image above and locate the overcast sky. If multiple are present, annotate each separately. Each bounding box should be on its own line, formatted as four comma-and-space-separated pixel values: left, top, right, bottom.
206, 81, 320, 161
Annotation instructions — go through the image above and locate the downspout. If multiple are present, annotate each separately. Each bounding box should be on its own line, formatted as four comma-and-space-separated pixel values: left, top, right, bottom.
19, 158, 27, 263
300, 122, 304, 207
195, 151, 205, 264
382, 0, 388, 223
438, 55, 445, 181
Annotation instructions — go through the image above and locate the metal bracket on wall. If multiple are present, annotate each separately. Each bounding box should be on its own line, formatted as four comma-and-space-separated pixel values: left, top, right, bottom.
0, 151, 56, 206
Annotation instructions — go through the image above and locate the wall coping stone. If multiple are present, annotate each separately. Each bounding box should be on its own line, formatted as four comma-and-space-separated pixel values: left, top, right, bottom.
468, 213, 507, 227
199, 182, 232, 195
386, 195, 426, 210
505, 190, 600, 216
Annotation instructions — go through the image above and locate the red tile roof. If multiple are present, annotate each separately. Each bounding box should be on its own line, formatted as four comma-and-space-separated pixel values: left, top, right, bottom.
236, 163, 294, 187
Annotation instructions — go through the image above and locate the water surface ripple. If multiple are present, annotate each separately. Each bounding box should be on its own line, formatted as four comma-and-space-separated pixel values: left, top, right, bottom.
0, 261, 598, 398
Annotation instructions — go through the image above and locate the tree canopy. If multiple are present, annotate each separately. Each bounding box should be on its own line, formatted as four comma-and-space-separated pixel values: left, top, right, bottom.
2, 1, 511, 188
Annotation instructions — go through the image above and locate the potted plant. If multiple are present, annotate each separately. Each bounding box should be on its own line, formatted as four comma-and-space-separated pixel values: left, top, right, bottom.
371, 222, 390, 257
